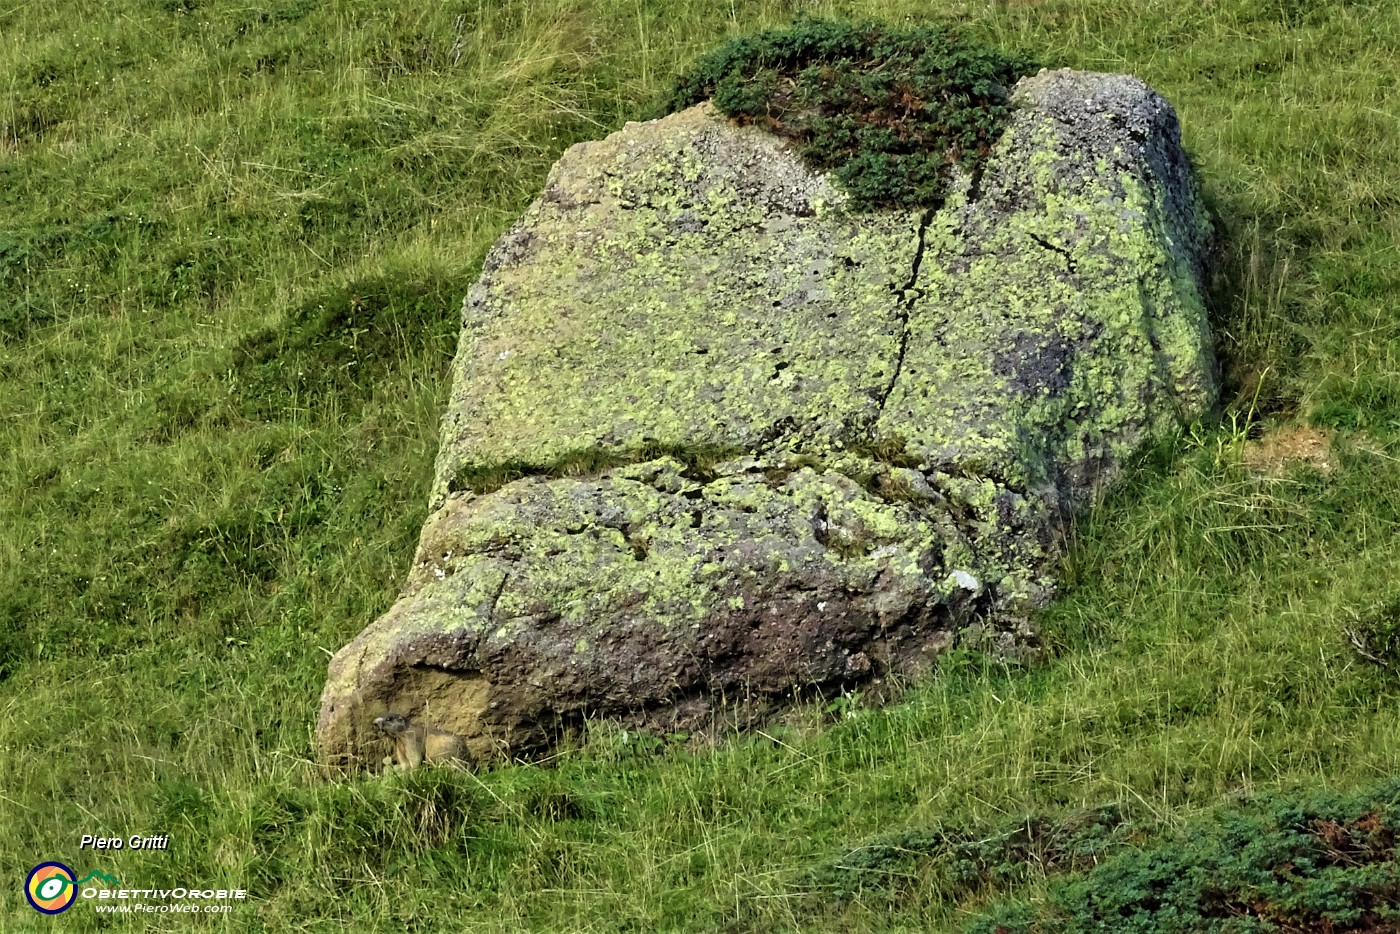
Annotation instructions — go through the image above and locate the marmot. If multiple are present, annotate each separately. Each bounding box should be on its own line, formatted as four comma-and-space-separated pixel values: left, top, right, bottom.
372, 713, 468, 770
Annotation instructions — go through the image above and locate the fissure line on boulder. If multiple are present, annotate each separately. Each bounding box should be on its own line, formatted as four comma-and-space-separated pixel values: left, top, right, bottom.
487, 570, 511, 624
871, 207, 936, 422
409, 660, 464, 674
446, 443, 743, 498
1026, 232, 1078, 275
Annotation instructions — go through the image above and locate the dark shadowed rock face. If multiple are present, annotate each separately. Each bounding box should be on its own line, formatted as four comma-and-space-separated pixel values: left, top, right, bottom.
317, 69, 1218, 769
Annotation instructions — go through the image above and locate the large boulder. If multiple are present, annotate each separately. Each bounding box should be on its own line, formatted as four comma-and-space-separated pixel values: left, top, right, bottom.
317, 69, 1217, 768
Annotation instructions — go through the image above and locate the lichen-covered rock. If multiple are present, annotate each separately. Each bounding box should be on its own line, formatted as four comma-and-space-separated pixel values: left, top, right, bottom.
430, 101, 920, 489
317, 69, 1217, 769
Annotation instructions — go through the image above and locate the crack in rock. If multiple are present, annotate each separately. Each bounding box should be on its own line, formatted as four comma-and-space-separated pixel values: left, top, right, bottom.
872, 207, 935, 422
1026, 231, 1079, 274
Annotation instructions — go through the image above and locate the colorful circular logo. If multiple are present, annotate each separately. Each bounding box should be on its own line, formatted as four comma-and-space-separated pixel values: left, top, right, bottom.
26, 862, 77, 914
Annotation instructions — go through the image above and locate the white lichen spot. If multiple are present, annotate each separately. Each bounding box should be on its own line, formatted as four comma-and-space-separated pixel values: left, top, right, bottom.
948, 569, 980, 592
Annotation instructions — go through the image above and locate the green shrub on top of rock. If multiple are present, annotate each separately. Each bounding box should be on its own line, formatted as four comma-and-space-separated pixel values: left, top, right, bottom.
660, 17, 1036, 209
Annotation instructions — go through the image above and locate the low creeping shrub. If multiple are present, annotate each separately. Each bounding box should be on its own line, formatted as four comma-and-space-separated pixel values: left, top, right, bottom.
660, 17, 1037, 210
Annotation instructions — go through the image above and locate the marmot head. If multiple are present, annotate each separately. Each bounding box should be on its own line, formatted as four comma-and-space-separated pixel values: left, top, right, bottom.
373, 713, 412, 736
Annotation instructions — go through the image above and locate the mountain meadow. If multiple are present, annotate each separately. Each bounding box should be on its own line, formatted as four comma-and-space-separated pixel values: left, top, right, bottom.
2, 0, 1399, 930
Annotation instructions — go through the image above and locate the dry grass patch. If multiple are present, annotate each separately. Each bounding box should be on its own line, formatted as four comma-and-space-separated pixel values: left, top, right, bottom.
1243, 423, 1337, 476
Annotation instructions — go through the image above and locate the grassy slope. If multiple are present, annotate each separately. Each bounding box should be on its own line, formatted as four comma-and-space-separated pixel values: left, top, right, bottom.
1, 0, 1397, 929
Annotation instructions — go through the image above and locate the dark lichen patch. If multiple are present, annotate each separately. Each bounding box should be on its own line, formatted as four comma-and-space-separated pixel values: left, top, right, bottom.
659, 17, 1036, 210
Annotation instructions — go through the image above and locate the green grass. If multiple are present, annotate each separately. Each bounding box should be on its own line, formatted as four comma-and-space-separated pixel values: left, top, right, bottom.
2, 0, 1399, 930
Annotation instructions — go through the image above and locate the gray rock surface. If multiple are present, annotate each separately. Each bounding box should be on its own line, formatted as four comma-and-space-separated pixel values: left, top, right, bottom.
317, 69, 1218, 769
